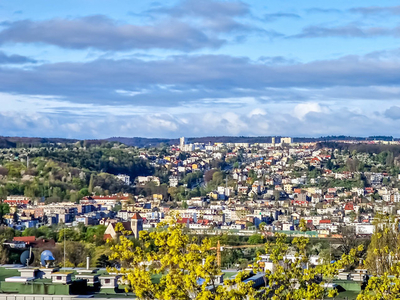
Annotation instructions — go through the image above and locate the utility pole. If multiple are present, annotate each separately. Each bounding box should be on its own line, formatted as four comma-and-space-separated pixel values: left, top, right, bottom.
27, 246, 32, 266
63, 224, 66, 268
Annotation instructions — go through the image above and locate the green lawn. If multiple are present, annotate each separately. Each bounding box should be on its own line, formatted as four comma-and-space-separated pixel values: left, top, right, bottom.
0, 268, 19, 281
222, 271, 238, 279
336, 290, 360, 300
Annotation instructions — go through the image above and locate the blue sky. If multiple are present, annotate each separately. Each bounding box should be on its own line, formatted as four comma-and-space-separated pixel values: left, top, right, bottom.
1, 0, 400, 138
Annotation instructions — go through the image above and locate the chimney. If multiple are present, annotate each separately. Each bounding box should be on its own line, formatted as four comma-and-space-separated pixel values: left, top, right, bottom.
86, 256, 90, 270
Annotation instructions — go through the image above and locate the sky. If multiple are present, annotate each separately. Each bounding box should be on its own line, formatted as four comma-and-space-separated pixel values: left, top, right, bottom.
1, 0, 400, 139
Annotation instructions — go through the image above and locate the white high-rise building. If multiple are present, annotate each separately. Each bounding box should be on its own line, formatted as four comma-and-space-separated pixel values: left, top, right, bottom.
281, 137, 292, 144
180, 137, 185, 150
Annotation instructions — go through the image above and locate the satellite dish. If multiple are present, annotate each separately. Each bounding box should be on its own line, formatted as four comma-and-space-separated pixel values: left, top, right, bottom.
20, 250, 34, 266
40, 250, 55, 267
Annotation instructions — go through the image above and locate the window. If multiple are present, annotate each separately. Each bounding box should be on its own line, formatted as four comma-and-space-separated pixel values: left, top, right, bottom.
56, 276, 62, 280
105, 279, 111, 284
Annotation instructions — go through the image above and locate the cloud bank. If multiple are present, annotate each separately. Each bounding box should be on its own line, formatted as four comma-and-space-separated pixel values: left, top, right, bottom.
1, 0, 400, 138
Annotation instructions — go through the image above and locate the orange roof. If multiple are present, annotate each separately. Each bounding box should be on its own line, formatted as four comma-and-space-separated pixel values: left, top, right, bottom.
319, 220, 331, 224
131, 213, 142, 220
103, 234, 113, 240
4, 200, 30, 205
177, 218, 193, 224
344, 203, 354, 210
197, 219, 210, 225
13, 236, 36, 243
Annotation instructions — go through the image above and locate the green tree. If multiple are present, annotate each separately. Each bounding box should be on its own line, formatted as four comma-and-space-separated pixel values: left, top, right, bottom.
58, 228, 80, 242
260, 233, 363, 299
22, 227, 44, 238
0, 243, 9, 264
62, 241, 89, 267
364, 214, 400, 275
212, 171, 224, 185
359, 215, 400, 299
168, 187, 179, 200
109, 218, 256, 300
96, 254, 113, 268
85, 225, 107, 246
258, 222, 266, 231
348, 211, 357, 222
386, 151, 394, 167
245, 221, 254, 229
182, 200, 188, 209
248, 234, 264, 245
79, 188, 90, 197
299, 218, 307, 232
0, 203, 10, 224
112, 204, 122, 212
88, 174, 95, 194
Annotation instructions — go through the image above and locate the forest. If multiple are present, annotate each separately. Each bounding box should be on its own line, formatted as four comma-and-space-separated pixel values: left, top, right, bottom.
0, 143, 155, 202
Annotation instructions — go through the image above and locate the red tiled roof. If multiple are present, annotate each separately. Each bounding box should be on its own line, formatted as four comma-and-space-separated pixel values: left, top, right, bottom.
13, 236, 36, 243
103, 234, 113, 241
344, 203, 354, 210
197, 219, 210, 225
319, 220, 331, 224
4, 200, 30, 205
177, 218, 194, 224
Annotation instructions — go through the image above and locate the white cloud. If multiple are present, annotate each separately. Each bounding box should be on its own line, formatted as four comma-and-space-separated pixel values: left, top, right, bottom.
1, 90, 400, 139
293, 102, 324, 120
115, 89, 148, 97
248, 108, 266, 117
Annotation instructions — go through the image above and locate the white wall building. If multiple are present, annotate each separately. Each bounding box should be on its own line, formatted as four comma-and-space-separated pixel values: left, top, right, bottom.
116, 174, 130, 185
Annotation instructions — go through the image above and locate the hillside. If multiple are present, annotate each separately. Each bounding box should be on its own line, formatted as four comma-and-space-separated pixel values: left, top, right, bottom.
0, 135, 396, 149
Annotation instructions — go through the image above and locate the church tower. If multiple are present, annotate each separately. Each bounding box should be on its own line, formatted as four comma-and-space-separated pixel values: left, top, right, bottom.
130, 213, 143, 239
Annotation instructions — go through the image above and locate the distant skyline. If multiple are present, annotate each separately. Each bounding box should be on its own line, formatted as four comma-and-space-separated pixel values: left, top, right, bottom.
1, 0, 400, 138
